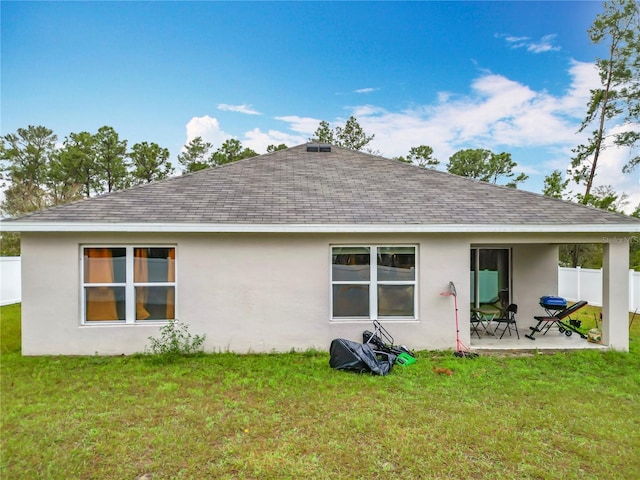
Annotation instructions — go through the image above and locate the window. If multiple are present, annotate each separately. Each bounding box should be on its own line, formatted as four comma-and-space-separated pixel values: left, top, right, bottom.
83, 246, 176, 323
331, 246, 416, 320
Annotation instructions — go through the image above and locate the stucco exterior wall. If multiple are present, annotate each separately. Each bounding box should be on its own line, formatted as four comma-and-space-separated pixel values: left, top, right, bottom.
21, 232, 480, 355
511, 244, 560, 332
21, 232, 606, 355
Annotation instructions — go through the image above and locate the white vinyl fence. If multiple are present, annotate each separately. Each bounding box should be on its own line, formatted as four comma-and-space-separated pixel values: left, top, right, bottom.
1, 258, 639, 311
558, 266, 640, 312
0, 257, 21, 306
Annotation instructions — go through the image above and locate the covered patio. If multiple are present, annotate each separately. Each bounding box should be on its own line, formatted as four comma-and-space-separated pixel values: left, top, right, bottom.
468, 239, 630, 352
470, 323, 609, 352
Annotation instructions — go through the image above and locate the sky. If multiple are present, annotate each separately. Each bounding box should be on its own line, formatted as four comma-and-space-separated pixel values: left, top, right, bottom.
2, 1, 639, 212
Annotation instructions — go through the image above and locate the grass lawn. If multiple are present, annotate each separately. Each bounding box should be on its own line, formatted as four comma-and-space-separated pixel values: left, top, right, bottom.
1, 304, 639, 479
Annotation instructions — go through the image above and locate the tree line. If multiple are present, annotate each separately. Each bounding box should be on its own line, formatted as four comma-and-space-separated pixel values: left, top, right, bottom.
311, 117, 527, 187
0, 117, 529, 220
1, 125, 170, 215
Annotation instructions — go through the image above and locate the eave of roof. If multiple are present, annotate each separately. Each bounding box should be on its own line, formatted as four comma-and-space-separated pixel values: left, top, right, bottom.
2, 221, 639, 234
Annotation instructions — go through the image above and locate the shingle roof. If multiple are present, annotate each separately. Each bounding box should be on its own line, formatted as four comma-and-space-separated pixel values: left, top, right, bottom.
3, 144, 640, 230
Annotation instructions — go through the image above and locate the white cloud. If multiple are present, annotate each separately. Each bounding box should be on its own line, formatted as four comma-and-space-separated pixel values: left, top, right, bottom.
337, 64, 638, 213
187, 63, 600, 163
503, 35, 529, 44
183, 116, 306, 156
351, 70, 583, 159
242, 128, 307, 153
275, 115, 322, 135
354, 109, 458, 159
184, 115, 232, 148
528, 34, 561, 53
497, 33, 561, 53
351, 105, 387, 117
217, 104, 261, 115
556, 60, 599, 115
437, 91, 453, 103
354, 87, 377, 94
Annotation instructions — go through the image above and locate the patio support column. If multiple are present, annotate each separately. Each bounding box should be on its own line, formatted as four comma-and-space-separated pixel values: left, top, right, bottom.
602, 240, 629, 351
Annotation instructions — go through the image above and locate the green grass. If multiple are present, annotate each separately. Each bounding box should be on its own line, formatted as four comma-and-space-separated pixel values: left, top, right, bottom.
0, 303, 21, 355
1, 305, 640, 479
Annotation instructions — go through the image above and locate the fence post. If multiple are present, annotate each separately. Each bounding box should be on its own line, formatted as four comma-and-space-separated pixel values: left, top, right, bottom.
576, 266, 581, 302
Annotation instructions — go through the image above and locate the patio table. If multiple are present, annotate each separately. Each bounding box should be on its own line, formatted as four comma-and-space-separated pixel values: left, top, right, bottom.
471, 307, 501, 336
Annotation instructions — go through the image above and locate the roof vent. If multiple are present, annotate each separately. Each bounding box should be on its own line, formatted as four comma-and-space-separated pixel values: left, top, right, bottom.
306, 143, 332, 153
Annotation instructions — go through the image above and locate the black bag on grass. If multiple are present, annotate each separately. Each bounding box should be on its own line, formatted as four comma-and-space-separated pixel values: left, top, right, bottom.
329, 338, 395, 376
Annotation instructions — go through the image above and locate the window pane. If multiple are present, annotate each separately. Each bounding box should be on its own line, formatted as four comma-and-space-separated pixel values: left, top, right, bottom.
476, 249, 509, 305
136, 286, 175, 320
333, 285, 369, 317
332, 247, 370, 281
134, 248, 175, 283
85, 286, 125, 321
378, 285, 414, 317
377, 247, 415, 281
84, 248, 126, 283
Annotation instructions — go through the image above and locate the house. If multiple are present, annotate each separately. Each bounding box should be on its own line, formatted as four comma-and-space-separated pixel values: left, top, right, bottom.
2, 143, 639, 355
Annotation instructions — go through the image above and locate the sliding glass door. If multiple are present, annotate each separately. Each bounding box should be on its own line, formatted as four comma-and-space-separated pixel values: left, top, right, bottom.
470, 248, 510, 311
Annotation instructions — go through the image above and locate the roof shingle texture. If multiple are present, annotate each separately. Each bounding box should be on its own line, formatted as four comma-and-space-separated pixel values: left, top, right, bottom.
9, 144, 640, 225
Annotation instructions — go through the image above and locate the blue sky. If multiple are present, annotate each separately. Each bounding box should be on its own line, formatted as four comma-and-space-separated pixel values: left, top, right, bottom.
2, 1, 638, 211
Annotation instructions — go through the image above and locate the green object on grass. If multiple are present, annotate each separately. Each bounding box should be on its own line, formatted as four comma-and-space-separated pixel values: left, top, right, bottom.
395, 352, 416, 366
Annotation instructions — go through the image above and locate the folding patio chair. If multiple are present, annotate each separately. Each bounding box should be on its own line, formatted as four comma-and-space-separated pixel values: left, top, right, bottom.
492, 303, 519, 339
470, 309, 485, 339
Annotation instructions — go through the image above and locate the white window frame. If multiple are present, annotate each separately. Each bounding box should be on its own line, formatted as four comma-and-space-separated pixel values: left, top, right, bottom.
330, 244, 418, 321
81, 245, 177, 325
